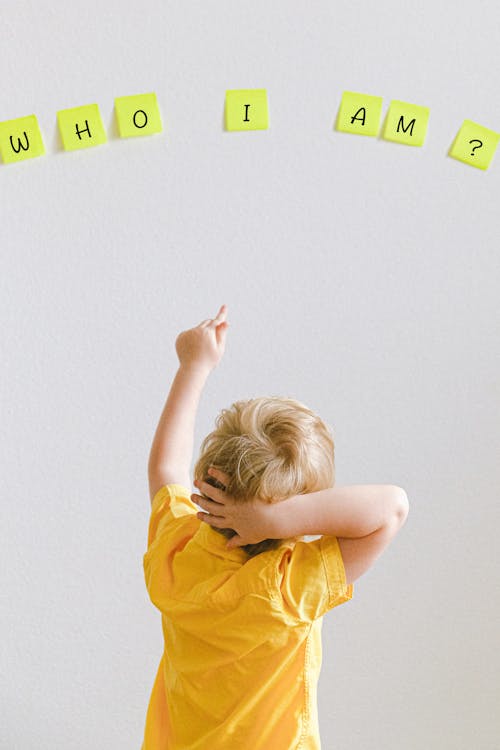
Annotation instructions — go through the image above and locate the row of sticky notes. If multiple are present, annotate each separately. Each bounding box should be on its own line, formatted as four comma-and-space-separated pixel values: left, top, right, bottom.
336, 91, 499, 170
0, 93, 163, 163
1, 89, 499, 170
227, 89, 500, 170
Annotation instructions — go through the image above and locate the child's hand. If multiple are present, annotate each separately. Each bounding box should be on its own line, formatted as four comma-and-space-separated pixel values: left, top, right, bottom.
175, 305, 229, 373
192, 467, 278, 550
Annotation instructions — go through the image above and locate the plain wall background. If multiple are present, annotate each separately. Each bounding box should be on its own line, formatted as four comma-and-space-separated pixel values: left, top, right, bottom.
1, 2, 499, 748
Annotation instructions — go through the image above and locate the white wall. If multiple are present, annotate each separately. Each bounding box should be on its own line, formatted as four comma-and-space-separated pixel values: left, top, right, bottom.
1, 2, 499, 748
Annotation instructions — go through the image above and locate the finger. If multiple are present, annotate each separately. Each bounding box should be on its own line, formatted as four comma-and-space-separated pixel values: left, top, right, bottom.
191, 493, 225, 515
210, 304, 228, 326
215, 322, 229, 344
207, 467, 230, 486
197, 511, 225, 528
194, 479, 225, 504
200, 319, 226, 330
199, 306, 227, 329
191, 492, 207, 509
226, 536, 243, 550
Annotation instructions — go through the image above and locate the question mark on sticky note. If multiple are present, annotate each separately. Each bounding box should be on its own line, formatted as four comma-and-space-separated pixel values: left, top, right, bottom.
469, 139, 483, 156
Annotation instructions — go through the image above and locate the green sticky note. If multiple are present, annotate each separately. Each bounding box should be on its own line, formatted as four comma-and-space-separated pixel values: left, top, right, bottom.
449, 119, 500, 170
0, 114, 45, 163
57, 104, 107, 150
225, 89, 268, 131
336, 91, 383, 136
382, 100, 430, 146
114, 92, 163, 137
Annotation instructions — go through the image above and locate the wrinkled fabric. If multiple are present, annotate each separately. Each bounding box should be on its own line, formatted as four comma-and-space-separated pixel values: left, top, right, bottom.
142, 484, 353, 750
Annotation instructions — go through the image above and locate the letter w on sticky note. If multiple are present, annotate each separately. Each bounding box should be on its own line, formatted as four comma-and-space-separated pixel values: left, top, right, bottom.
0, 114, 45, 163
225, 89, 269, 131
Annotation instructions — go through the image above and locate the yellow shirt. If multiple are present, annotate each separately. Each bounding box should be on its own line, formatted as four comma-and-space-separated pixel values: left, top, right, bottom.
142, 484, 353, 750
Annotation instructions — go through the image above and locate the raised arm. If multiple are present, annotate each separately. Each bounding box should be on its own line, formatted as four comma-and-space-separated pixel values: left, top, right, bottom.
269, 484, 408, 539
148, 305, 229, 504
274, 484, 409, 584
195, 472, 408, 541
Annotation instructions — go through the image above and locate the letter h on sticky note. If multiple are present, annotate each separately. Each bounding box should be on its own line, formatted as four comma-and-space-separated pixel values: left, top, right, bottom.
0, 114, 45, 163
336, 91, 383, 136
57, 104, 107, 150
382, 100, 430, 146
225, 89, 269, 131
114, 93, 163, 137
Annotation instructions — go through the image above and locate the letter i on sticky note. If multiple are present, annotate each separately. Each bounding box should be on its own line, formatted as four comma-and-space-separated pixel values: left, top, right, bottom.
449, 119, 500, 170
225, 89, 269, 131
114, 93, 163, 137
57, 104, 107, 150
0, 115, 45, 163
336, 91, 383, 136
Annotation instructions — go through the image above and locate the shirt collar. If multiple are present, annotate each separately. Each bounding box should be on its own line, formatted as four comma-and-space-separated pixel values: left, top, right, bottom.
193, 519, 248, 561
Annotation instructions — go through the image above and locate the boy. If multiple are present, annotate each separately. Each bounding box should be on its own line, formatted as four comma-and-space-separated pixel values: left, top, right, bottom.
143, 304, 409, 749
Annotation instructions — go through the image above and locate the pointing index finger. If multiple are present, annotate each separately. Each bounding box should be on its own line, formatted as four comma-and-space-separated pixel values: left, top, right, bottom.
213, 304, 228, 322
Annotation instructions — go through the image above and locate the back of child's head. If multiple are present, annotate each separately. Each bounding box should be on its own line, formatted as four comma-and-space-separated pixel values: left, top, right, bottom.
193, 396, 335, 558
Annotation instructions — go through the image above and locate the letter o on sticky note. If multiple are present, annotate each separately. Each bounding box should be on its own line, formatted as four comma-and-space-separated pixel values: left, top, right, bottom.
382, 100, 430, 146
336, 91, 383, 136
225, 89, 268, 131
449, 119, 500, 170
0, 114, 45, 163
115, 93, 163, 137
57, 104, 107, 150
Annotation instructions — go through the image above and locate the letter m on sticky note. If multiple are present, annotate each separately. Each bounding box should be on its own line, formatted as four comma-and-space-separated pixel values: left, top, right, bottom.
0, 115, 45, 163
383, 100, 430, 146
336, 92, 383, 136
57, 104, 107, 150
225, 89, 269, 131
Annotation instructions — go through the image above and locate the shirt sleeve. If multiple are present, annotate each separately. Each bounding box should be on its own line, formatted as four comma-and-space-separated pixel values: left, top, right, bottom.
145, 484, 199, 553
275, 535, 353, 621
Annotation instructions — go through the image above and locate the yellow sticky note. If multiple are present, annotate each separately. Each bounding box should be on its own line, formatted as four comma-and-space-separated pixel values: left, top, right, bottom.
449, 119, 500, 170
114, 93, 163, 137
0, 114, 45, 164
225, 89, 268, 131
382, 100, 430, 146
336, 91, 383, 136
57, 104, 107, 150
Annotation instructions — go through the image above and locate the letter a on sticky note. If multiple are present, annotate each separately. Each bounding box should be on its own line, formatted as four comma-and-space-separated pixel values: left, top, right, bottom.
114, 93, 163, 137
57, 104, 107, 150
0, 114, 45, 164
449, 119, 500, 170
336, 91, 383, 136
382, 100, 430, 146
225, 89, 268, 131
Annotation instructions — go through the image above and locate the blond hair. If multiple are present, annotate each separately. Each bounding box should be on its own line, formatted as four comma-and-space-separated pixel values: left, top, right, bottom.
193, 396, 335, 557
